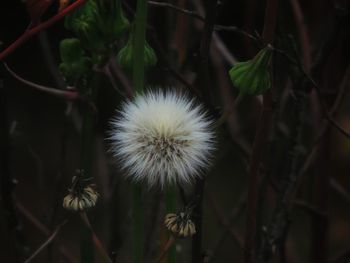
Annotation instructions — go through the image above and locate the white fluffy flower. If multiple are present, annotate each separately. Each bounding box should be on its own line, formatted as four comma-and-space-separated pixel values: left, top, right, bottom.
109, 89, 214, 187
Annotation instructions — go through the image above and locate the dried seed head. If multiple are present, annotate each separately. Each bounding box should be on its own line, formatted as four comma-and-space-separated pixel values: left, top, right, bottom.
109, 89, 215, 188
63, 176, 99, 212
164, 212, 196, 238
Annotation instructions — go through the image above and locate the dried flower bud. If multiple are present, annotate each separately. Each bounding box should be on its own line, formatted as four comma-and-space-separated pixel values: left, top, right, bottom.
63, 177, 99, 212
164, 212, 196, 238
229, 46, 272, 98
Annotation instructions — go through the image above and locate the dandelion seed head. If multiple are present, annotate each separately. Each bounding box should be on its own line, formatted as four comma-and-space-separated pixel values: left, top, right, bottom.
109, 89, 214, 187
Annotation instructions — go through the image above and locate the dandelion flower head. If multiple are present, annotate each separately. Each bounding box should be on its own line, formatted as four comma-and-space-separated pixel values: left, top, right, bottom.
110, 89, 214, 187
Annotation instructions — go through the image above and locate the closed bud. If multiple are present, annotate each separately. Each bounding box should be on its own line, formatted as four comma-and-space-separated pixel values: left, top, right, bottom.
64, 0, 104, 51
59, 38, 90, 84
117, 30, 157, 71
96, 0, 129, 42
164, 212, 196, 238
63, 175, 99, 212
229, 46, 272, 98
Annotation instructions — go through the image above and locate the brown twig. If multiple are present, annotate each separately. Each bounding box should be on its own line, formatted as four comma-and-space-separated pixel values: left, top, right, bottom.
244, 0, 279, 262
148, 1, 204, 21
16, 202, 75, 262
206, 192, 244, 249
289, 0, 312, 70
80, 212, 114, 263
24, 220, 68, 263
0, 0, 87, 61
155, 235, 176, 263
191, 1, 218, 262
206, 191, 247, 263
4, 63, 80, 100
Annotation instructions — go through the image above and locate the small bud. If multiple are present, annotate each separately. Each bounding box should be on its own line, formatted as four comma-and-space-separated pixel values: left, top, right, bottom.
63, 176, 99, 212
229, 46, 272, 97
64, 0, 104, 51
59, 38, 90, 84
116, 27, 157, 71
96, 0, 129, 41
164, 212, 196, 238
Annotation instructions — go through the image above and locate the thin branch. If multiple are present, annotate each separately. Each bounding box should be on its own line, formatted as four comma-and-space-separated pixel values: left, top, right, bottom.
206, 192, 244, 249
148, 1, 259, 43
273, 48, 350, 140
148, 1, 204, 21
192, 1, 218, 262
289, 0, 311, 70
24, 220, 68, 263
4, 63, 80, 100
206, 191, 247, 263
155, 235, 176, 263
0, 0, 87, 61
330, 247, 350, 263
294, 200, 327, 218
16, 202, 75, 262
244, 0, 279, 262
80, 213, 114, 263
214, 25, 259, 42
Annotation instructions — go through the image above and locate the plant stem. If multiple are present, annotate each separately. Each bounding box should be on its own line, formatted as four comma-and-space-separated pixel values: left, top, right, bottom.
133, 184, 143, 263
79, 74, 99, 263
244, 0, 279, 263
132, 0, 148, 94
166, 185, 176, 263
132, 0, 148, 262
0, 0, 87, 61
192, 0, 217, 262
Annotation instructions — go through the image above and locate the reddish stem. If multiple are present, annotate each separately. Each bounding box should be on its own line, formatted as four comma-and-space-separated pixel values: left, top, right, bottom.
0, 0, 87, 61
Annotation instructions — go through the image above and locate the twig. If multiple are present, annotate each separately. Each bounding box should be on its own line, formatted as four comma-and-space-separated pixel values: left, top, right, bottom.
80, 213, 114, 263
206, 192, 244, 249
0, 0, 87, 61
192, 1, 218, 262
206, 191, 247, 263
294, 200, 327, 218
4, 63, 80, 100
148, 1, 204, 21
289, 0, 311, 70
24, 220, 68, 263
244, 0, 279, 262
214, 25, 259, 42
155, 235, 176, 263
330, 247, 350, 263
0, 79, 27, 261
16, 202, 75, 262
257, 11, 348, 262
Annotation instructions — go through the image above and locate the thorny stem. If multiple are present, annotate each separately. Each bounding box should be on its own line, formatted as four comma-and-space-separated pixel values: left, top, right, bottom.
244, 0, 279, 263
0, 0, 87, 61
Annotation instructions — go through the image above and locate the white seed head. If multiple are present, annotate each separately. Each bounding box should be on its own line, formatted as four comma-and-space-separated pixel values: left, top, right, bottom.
109, 89, 214, 187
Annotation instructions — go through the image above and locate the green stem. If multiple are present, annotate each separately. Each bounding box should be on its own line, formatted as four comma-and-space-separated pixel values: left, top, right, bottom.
166, 185, 176, 263
131, 1, 148, 262
79, 74, 99, 263
133, 184, 143, 263
132, 0, 148, 94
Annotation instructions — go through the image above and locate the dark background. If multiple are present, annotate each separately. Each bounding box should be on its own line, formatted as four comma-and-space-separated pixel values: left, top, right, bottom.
0, 0, 350, 262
